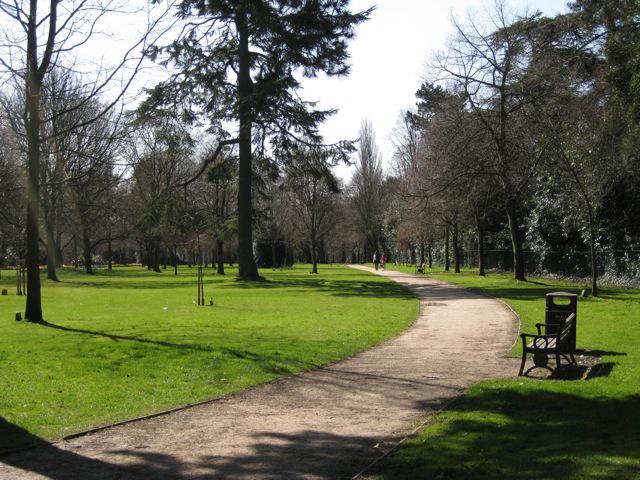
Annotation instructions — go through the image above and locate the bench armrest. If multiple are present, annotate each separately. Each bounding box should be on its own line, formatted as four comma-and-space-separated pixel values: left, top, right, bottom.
521, 333, 556, 340
535, 322, 559, 334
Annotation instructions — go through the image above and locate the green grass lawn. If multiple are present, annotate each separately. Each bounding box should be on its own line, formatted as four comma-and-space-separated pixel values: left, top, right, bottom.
0, 264, 417, 452
369, 267, 640, 480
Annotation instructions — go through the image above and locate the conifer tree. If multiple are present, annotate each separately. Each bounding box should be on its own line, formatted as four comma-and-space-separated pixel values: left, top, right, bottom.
146, 0, 370, 279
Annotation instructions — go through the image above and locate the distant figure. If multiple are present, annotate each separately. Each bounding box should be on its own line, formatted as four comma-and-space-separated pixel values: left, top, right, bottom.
373, 252, 379, 270
381, 253, 387, 270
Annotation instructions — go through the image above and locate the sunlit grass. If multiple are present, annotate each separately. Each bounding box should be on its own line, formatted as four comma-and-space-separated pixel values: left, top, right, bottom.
0, 264, 418, 451
369, 267, 640, 480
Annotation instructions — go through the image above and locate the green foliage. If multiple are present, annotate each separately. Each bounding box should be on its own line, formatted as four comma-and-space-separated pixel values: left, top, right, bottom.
144, 0, 369, 161
572, 0, 640, 121
0, 265, 417, 452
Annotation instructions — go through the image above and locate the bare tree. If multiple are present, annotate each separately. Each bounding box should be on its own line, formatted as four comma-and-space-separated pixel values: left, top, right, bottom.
0, 0, 172, 321
193, 149, 238, 275
351, 120, 386, 260
44, 69, 124, 275
129, 113, 195, 272
0, 117, 25, 264
283, 147, 339, 274
433, 3, 552, 280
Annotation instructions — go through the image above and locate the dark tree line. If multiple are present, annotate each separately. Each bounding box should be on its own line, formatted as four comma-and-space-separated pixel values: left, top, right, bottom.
391, 0, 640, 295
0, 0, 370, 322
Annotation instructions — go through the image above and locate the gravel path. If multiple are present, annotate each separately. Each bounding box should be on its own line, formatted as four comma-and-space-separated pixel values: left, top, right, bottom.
0, 267, 519, 479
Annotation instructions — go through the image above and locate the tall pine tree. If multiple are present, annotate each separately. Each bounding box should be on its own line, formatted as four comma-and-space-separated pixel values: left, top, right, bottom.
146, 0, 370, 279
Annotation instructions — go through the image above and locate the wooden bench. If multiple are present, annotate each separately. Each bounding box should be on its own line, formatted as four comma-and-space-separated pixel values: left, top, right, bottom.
414, 263, 425, 274
519, 313, 576, 376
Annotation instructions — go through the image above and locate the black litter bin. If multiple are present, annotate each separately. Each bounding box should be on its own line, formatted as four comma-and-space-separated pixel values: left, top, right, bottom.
545, 292, 577, 351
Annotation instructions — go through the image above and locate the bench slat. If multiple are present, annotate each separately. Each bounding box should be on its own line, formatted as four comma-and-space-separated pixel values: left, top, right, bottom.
519, 313, 576, 376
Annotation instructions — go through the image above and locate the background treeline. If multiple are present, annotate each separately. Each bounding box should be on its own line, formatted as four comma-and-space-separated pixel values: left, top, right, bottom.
0, 94, 389, 277
388, 0, 640, 295
1, 0, 639, 300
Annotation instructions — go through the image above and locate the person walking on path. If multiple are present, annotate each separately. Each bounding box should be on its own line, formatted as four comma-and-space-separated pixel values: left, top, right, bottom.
381, 253, 387, 270
373, 252, 379, 270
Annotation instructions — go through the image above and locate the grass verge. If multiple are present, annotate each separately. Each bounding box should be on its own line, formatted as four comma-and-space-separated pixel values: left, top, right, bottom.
0, 264, 417, 452
367, 267, 640, 480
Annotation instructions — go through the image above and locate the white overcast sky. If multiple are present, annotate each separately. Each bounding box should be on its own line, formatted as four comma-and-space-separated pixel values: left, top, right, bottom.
301, 0, 570, 181
1, 1, 569, 181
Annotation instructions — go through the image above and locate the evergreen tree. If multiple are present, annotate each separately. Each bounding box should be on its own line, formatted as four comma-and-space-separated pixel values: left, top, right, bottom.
146, 0, 370, 279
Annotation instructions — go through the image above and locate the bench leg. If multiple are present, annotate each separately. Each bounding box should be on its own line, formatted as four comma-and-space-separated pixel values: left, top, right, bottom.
518, 351, 527, 376
568, 346, 576, 364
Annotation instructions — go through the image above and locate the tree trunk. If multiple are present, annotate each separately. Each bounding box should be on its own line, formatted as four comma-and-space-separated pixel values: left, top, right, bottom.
475, 213, 486, 276
73, 235, 78, 269
24, 47, 43, 321
310, 234, 318, 274
588, 213, 598, 297
107, 234, 112, 271
475, 212, 486, 277
42, 205, 60, 281
146, 240, 152, 270
235, 2, 259, 280
55, 230, 62, 267
173, 244, 178, 276
453, 222, 460, 274
444, 226, 450, 272
271, 241, 277, 269
153, 241, 161, 273
419, 241, 425, 266
427, 243, 433, 269
505, 200, 526, 281
562, 153, 598, 296
44, 226, 59, 282
318, 239, 326, 264
217, 239, 225, 275
83, 230, 93, 274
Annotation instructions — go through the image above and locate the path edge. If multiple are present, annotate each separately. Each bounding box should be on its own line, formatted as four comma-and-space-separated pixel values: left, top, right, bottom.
348, 266, 522, 479
0, 265, 423, 459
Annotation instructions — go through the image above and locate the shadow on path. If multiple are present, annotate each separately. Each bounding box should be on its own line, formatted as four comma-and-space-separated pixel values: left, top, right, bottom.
0, 419, 383, 479
0, 266, 521, 479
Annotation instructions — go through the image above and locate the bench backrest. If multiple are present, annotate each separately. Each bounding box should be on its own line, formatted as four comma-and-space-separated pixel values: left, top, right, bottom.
559, 313, 576, 340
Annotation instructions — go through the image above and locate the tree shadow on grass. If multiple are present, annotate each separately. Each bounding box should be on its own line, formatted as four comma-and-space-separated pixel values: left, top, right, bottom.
61, 279, 194, 290
4, 391, 640, 479
596, 291, 640, 301
374, 389, 640, 480
40, 321, 218, 352
37, 321, 317, 376
55, 273, 416, 301
217, 277, 416, 300
467, 285, 584, 302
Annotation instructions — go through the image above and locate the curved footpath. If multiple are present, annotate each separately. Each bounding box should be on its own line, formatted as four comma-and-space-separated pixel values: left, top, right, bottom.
0, 267, 519, 480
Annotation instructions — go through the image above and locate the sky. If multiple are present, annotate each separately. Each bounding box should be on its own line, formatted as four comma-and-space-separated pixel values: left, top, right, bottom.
301, 0, 570, 181
0, 0, 569, 182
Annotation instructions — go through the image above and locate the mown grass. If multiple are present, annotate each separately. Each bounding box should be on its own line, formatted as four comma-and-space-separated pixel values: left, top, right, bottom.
368, 266, 640, 480
0, 264, 418, 452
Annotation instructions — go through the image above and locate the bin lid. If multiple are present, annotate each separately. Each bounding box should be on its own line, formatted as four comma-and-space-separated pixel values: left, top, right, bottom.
546, 291, 577, 297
